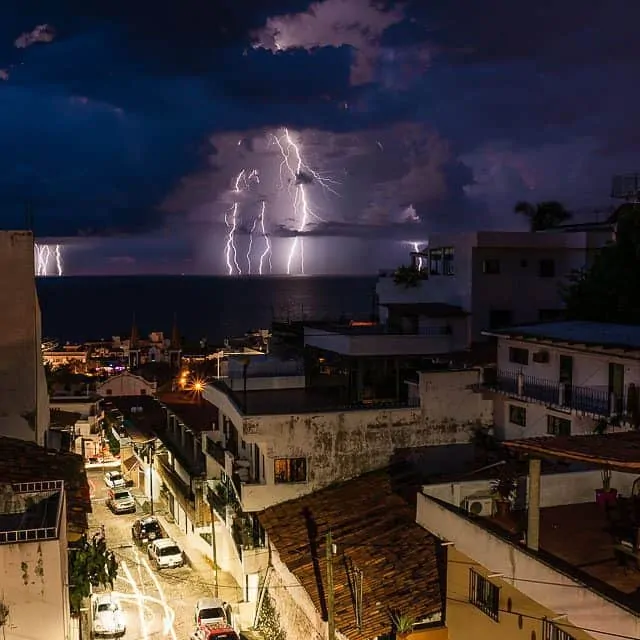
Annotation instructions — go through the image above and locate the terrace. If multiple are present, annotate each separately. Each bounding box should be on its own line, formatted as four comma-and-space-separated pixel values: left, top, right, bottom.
418, 432, 640, 638
482, 368, 636, 418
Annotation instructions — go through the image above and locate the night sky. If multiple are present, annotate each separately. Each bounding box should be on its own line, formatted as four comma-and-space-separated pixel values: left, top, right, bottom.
3, 1, 640, 275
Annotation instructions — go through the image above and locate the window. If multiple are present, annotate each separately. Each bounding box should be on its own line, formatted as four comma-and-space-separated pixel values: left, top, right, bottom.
509, 347, 529, 365
489, 309, 513, 330
140, 388, 147, 395
429, 248, 443, 275
542, 619, 576, 640
469, 569, 500, 621
509, 405, 527, 427
482, 259, 500, 274
274, 458, 307, 483
547, 415, 571, 436
443, 247, 455, 275
539, 259, 555, 278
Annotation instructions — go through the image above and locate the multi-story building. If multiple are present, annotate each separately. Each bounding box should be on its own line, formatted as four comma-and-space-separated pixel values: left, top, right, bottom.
376, 230, 612, 344
480, 321, 640, 439
0, 480, 72, 640
0, 231, 49, 445
202, 356, 490, 514
416, 431, 640, 640
42, 345, 89, 371
49, 394, 103, 439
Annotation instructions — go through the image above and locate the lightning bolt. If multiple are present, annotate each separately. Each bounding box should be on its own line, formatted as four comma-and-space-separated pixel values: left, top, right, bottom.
225, 169, 260, 275
246, 216, 258, 274
272, 128, 340, 275
54, 245, 63, 276
411, 242, 424, 270
258, 200, 272, 275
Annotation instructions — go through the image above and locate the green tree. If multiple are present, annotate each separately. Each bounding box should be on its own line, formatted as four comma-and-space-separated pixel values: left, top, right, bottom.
68, 533, 118, 616
514, 200, 572, 231
563, 205, 640, 323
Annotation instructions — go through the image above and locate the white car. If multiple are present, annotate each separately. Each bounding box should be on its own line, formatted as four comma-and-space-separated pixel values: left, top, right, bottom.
92, 593, 126, 637
104, 471, 126, 489
148, 538, 184, 569
195, 597, 229, 626
107, 489, 136, 514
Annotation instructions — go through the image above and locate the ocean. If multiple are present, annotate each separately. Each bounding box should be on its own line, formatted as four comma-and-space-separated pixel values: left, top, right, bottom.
36, 275, 378, 344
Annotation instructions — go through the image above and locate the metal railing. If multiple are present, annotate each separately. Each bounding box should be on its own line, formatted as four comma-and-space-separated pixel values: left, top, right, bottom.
13, 480, 63, 493
483, 369, 633, 418
205, 437, 226, 468
0, 527, 58, 544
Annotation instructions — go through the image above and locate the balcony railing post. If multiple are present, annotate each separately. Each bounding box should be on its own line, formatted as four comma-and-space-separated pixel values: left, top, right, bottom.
516, 372, 524, 396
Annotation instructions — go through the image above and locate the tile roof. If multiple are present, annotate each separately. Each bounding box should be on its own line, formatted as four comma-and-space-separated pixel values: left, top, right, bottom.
0, 436, 91, 538
504, 432, 640, 471
49, 408, 82, 428
258, 468, 444, 640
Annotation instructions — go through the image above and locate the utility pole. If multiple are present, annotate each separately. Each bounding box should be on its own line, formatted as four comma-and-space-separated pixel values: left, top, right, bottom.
326, 531, 336, 640
148, 442, 155, 516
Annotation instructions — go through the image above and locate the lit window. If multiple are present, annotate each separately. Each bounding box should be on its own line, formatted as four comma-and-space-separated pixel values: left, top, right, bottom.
274, 458, 307, 483
429, 249, 443, 275
442, 247, 455, 275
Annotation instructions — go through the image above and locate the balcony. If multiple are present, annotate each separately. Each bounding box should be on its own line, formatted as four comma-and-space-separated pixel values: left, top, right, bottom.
483, 369, 640, 419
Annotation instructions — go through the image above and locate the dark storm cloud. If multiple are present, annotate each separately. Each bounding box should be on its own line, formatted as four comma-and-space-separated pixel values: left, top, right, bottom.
2, 0, 640, 274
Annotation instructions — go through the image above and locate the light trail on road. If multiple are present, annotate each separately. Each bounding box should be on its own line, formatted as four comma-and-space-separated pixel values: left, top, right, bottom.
120, 561, 149, 640
140, 553, 178, 639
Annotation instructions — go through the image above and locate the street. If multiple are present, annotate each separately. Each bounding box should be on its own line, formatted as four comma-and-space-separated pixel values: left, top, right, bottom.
87, 469, 219, 640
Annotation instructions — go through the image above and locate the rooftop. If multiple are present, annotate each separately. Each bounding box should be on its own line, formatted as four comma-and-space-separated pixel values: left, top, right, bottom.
258, 467, 444, 640
110, 395, 166, 439
485, 320, 640, 352
504, 431, 640, 472
0, 437, 91, 540
157, 391, 218, 433
49, 408, 81, 429
0, 482, 63, 543
208, 381, 418, 416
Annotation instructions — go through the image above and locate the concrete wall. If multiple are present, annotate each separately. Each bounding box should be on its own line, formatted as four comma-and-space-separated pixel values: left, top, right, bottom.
205, 370, 488, 512
416, 493, 639, 640
1, 497, 69, 640
228, 376, 305, 392
267, 545, 326, 640
0, 231, 49, 445
446, 546, 596, 640
97, 372, 157, 397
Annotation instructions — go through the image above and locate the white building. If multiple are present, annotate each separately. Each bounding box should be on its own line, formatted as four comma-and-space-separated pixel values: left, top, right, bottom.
0, 480, 72, 640
376, 230, 611, 343
49, 395, 103, 438
97, 371, 157, 397
202, 364, 491, 514
481, 321, 640, 440
0, 231, 49, 445
416, 432, 640, 640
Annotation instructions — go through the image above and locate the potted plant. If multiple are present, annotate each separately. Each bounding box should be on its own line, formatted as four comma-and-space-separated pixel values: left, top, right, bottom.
390, 611, 415, 640
595, 468, 617, 507
490, 465, 518, 517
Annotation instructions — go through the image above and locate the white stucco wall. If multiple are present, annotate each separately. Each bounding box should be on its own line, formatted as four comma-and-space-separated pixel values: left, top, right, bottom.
0, 494, 69, 640
97, 372, 156, 397
0, 231, 49, 445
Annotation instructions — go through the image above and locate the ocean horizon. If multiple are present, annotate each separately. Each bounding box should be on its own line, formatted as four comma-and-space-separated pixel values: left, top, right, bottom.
36, 274, 379, 344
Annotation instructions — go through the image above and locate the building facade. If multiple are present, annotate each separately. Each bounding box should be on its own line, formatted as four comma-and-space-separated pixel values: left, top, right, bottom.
0, 480, 71, 640
97, 371, 157, 397
481, 321, 640, 439
376, 230, 611, 343
0, 231, 49, 445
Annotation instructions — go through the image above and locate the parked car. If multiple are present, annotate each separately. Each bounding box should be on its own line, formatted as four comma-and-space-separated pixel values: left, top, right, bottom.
104, 471, 126, 489
107, 489, 136, 514
194, 598, 229, 627
148, 538, 184, 569
190, 624, 239, 640
132, 516, 164, 545
91, 593, 126, 638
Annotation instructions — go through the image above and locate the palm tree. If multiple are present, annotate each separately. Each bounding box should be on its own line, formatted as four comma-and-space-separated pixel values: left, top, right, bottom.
515, 201, 572, 231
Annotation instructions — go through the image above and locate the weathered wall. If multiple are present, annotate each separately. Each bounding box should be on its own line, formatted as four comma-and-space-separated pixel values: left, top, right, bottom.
97, 372, 157, 397
266, 545, 326, 640
0, 231, 49, 445
0, 537, 68, 640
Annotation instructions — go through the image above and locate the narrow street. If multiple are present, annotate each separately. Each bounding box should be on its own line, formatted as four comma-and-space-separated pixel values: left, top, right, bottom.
87, 468, 225, 639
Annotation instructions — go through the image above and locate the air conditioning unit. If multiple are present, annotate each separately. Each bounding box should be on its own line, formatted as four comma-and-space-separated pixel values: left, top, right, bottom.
462, 494, 494, 517
532, 350, 550, 363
